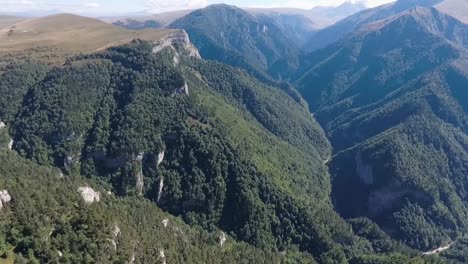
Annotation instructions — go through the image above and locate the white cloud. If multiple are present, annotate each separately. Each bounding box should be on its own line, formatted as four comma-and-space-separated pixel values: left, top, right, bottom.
83, 2, 101, 8
146, 0, 208, 13
0, 0, 38, 12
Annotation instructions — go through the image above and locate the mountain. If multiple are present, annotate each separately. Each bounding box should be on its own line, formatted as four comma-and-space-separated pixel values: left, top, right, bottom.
107, 2, 366, 33
0, 14, 178, 54
2, 6, 468, 263
310, 1, 367, 21
102, 10, 194, 29
0, 139, 306, 263
252, 13, 319, 46
435, 0, 468, 23
0, 15, 26, 30
302, 0, 468, 52
285, 6, 468, 253
169, 4, 297, 71
247, 2, 367, 28
0, 12, 439, 261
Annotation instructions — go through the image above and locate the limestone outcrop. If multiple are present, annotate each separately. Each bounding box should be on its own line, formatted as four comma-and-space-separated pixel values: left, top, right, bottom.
78, 187, 101, 204
0, 190, 11, 209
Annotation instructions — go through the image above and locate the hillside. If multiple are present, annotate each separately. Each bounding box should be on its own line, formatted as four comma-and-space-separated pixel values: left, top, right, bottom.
0, 27, 442, 262
435, 0, 468, 23
0, 141, 308, 263
247, 2, 366, 28
107, 3, 365, 33
253, 13, 318, 46
302, 0, 467, 52
0, 14, 178, 54
285, 6, 468, 254
2, 5, 468, 263
0, 15, 26, 29
168, 4, 298, 74
103, 10, 194, 29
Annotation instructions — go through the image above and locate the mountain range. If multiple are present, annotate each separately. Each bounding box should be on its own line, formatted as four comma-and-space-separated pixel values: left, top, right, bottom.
0, 0, 467, 263
303, 0, 468, 51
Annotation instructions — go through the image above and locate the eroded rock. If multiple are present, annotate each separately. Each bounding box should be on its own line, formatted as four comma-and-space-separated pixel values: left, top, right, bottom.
0, 190, 11, 209
174, 82, 189, 95
159, 249, 166, 264
8, 139, 13, 150
134, 153, 145, 195
162, 218, 169, 228
128, 253, 136, 264
157, 151, 165, 166
219, 232, 227, 247
157, 177, 164, 203
0, 121, 5, 130
78, 187, 101, 204
152, 30, 201, 58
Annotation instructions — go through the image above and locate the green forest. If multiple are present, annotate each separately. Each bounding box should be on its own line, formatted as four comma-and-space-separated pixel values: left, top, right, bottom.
0, 40, 450, 263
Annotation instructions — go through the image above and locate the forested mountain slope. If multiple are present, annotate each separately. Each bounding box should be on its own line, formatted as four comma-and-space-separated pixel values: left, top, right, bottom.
2, 8, 466, 262
0, 141, 308, 263
301, 0, 467, 52
168, 4, 298, 75
0, 33, 439, 262
286, 6, 468, 253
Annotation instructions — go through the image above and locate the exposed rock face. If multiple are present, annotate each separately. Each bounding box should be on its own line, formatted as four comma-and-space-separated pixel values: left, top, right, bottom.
7, 139, 13, 150
157, 177, 164, 203
157, 151, 165, 166
152, 30, 201, 58
78, 187, 101, 204
159, 249, 166, 264
422, 242, 454, 255
113, 224, 121, 237
128, 253, 136, 264
173, 54, 180, 66
174, 82, 189, 95
135, 152, 145, 195
162, 218, 169, 228
0, 121, 5, 130
109, 224, 121, 251
64, 155, 80, 170
0, 190, 11, 209
219, 232, 227, 247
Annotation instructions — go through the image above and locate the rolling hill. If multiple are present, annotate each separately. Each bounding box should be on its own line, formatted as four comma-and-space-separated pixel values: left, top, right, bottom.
0, 15, 26, 29
0, 13, 178, 53
101, 9, 194, 29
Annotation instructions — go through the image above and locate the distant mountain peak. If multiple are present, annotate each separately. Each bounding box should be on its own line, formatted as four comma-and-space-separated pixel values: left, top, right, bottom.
394, 0, 444, 10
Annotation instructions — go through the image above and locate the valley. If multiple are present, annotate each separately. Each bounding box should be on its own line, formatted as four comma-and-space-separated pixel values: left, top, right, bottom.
0, 0, 467, 263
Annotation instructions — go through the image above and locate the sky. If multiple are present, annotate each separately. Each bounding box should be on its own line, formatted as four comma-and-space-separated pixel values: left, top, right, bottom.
0, 0, 396, 16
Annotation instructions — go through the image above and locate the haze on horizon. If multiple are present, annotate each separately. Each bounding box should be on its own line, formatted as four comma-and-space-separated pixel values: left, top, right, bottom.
0, 0, 395, 16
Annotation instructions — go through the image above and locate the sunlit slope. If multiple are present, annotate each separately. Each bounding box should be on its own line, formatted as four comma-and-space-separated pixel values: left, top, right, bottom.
0, 13, 178, 52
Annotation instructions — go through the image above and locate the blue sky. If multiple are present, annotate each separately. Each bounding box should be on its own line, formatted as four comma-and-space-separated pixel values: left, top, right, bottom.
0, 0, 395, 15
